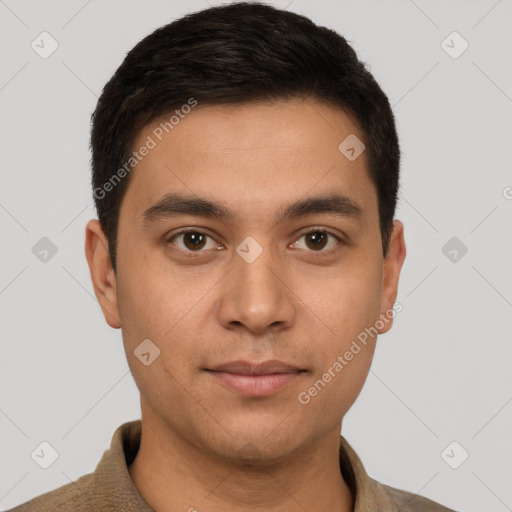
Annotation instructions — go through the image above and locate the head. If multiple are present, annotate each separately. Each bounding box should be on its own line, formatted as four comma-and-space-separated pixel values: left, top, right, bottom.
86, 2, 406, 464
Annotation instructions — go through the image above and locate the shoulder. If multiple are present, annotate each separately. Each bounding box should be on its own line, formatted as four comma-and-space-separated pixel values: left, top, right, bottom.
6, 472, 94, 511
379, 480, 460, 512
6, 420, 148, 512
339, 435, 460, 512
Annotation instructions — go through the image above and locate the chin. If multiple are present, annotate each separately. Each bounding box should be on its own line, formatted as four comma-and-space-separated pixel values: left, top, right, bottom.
207, 425, 304, 465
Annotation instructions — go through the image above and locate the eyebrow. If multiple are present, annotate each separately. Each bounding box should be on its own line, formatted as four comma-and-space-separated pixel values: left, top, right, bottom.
142, 192, 364, 226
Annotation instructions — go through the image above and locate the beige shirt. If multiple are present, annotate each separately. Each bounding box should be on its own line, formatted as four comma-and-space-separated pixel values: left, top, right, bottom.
8, 420, 457, 511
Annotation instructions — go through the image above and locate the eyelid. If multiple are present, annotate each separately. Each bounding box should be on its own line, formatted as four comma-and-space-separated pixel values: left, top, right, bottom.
166, 227, 344, 254
294, 226, 344, 241
290, 226, 343, 252
166, 228, 222, 253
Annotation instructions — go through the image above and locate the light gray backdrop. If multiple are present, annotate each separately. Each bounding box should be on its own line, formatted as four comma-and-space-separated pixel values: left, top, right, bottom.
1, 0, 511, 510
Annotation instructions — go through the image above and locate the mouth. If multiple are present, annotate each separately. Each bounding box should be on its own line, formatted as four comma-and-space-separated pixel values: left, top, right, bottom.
204, 359, 307, 397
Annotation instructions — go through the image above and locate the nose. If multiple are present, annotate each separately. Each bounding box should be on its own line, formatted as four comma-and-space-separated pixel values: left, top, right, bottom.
216, 241, 296, 334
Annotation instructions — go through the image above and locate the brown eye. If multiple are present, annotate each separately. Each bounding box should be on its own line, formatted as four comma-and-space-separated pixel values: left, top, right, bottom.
182, 232, 207, 250
305, 231, 328, 250
292, 230, 340, 252
168, 231, 217, 252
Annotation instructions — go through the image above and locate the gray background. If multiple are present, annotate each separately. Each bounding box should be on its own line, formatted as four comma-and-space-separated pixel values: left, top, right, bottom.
1, 0, 511, 510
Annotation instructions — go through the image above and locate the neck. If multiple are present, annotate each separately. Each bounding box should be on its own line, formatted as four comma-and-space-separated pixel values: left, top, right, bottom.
128, 407, 354, 512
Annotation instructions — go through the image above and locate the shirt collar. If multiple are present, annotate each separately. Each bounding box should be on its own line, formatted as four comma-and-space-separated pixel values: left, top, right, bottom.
90, 420, 394, 511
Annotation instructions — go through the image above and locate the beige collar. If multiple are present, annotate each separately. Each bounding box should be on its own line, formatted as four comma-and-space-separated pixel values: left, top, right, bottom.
93, 420, 395, 511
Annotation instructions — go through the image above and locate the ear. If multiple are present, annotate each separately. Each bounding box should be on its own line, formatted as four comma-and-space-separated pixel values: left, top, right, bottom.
84, 219, 121, 329
377, 220, 406, 335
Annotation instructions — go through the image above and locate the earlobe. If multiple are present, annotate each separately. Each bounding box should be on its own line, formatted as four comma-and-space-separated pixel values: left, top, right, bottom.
84, 219, 121, 329
377, 220, 406, 335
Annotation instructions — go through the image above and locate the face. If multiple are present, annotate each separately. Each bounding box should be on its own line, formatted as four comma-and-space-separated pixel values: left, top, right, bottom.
86, 98, 406, 463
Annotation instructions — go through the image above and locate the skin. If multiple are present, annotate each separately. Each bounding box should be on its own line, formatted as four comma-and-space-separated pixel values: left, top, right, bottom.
85, 98, 406, 512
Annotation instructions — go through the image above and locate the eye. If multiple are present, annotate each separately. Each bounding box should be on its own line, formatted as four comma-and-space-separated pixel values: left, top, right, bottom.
167, 230, 219, 252
290, 229, 341, 252
166, 228, 342, 255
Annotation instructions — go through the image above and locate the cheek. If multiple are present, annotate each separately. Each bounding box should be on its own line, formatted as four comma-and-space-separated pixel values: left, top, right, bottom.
297, 308, 378, 422
293, 258, 382, 412
295, 255, 383, 342
299, 350, 375, 424
116, 252, 211, 341
116, 261, 210, 383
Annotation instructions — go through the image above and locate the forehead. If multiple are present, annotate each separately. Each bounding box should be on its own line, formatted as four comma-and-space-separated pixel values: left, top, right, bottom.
121, 99, 377, 226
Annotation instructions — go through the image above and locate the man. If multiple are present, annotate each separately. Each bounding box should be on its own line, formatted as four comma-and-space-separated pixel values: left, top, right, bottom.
9, 2, 458, 511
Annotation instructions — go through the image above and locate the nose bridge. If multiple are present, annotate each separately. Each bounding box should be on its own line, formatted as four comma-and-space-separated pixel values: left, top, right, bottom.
217, 235, 295, 333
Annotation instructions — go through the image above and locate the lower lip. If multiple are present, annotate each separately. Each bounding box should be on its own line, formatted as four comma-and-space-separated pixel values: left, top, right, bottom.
207, 371, 302, 397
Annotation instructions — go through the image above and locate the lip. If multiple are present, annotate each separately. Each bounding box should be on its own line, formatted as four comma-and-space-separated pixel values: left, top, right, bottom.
209, 359, 302, 375
205, 359, 305, 397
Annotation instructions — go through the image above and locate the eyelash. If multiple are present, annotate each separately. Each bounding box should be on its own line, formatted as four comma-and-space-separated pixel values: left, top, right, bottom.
165, 228, 343, 256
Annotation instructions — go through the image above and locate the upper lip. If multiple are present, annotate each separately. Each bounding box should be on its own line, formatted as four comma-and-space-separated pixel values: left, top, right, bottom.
207, 359, 303, 375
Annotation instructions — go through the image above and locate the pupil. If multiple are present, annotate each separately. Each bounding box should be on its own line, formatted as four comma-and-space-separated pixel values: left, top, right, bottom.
308, 231, 326, 250
186, 232, 205, 250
